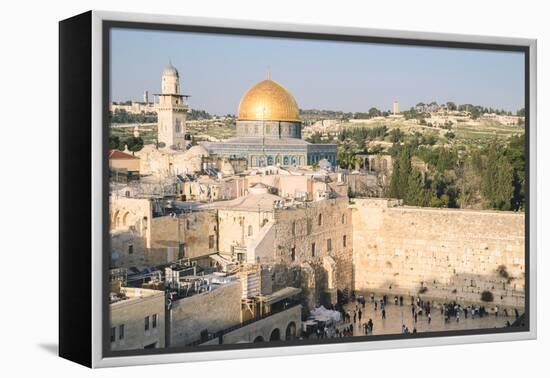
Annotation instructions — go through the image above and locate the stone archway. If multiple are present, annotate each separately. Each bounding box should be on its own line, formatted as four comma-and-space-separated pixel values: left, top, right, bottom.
122, 211, 130, 227
253, 335, 264, 343
285, 322, 297, 340
269, 328, 281, 341
112, 210, 120, 229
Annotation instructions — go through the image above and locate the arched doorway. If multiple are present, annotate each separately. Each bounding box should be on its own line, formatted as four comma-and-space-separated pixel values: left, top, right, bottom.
285, 322, 297, 340
269, 328, 281, 341
253, 335, 264, 343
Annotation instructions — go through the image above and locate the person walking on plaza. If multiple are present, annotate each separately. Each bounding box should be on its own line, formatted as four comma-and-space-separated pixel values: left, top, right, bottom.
358, 309, 363, 323
368, 318, 373, 333
428, 312, 432, 324
400, 295, 404, 306
353, 311, 357, 323
414, 312, 418, 323
382, 308, 386, 319
374, 301, 378, 311
495, 306, 499, 318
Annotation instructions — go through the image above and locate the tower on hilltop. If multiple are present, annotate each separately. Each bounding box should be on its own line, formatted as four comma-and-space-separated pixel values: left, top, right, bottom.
155, 63, 189, 149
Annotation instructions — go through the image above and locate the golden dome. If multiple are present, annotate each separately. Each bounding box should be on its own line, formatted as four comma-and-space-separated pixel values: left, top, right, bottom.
237, 79, 300, 122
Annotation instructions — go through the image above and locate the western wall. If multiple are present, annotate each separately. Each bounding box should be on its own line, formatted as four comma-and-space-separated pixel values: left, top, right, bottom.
351, 198, 525, 308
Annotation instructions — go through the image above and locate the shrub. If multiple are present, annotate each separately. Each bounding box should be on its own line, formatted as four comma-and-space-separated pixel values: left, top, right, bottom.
481, 290, 494, 302
418, 286, 428, 294
497, 265, 509, 279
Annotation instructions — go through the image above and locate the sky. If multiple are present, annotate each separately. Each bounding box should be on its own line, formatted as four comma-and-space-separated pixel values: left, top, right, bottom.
110, 28, 525, 115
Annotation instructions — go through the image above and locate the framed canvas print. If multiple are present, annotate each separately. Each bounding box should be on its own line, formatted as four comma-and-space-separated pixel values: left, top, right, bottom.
59, 10, 537, 368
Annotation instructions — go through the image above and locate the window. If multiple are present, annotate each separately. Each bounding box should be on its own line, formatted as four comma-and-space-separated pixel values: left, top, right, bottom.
186, 219, 191, 230
119, 324, 125, 340
152, 314, 158, 329
307, 219, 312, 235
248, 225, 253, 237
318, 214, 322, 226
144, 316, 150, 332
292, 221, 296, 236
128, 244, 133, 255
291, 246, 296, 262
327, 238, 332, 252
311, 242, 316, 257
342, 214, 346, 224
343, 235, 347, 248
110, 327, 116, 343
208, 235, 215, 249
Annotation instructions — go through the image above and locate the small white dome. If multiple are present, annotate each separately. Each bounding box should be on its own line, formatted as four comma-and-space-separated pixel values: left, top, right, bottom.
318, 158, 332, 169
163, 63, 179, 77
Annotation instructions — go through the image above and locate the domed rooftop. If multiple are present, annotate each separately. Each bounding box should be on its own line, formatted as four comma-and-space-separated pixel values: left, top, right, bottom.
163, 63, 179, 77
237, 79, 300, 122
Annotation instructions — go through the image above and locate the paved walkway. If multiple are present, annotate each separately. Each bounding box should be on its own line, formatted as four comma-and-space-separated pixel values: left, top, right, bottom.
338, 299, 514, 336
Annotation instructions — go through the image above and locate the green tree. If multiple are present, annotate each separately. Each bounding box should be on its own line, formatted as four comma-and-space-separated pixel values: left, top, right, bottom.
389, 128, 404, 143
506, 134, 526, 210
405, 169, 425, 206
388, 145, 412, 199
444, 131, 455, 140
109, 135, 124, 150
482, 141, 514, 210
125, 136, 144, 155
446, 101, 457, 111
368, 107, 382, 118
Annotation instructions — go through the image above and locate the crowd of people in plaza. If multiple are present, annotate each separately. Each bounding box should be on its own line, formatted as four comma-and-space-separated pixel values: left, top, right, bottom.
308, 291, 522, 340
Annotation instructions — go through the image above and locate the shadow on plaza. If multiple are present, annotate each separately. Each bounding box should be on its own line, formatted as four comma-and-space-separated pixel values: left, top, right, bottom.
354, 270, 525, 311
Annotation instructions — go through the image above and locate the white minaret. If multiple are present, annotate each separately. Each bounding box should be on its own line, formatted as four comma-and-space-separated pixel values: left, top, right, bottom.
392, 100, 400, 115
156, 63, 188, 149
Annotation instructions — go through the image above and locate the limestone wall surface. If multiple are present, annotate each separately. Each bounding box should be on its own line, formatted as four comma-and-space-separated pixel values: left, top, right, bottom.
110, 288, 165, 351
351, 198, 525, 308
167, 280, 242, 346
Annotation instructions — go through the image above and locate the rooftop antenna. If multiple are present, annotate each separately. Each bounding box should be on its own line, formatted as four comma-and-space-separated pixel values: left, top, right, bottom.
267, 66, 271, 80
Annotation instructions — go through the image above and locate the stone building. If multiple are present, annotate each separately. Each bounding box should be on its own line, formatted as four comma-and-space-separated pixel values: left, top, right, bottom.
109, 285, 165, 351
109, 149, 140, 177
167, 276, 242, 346
203, 76, 337, 167
211, 183, 354, 306
109, 197, 218, 269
